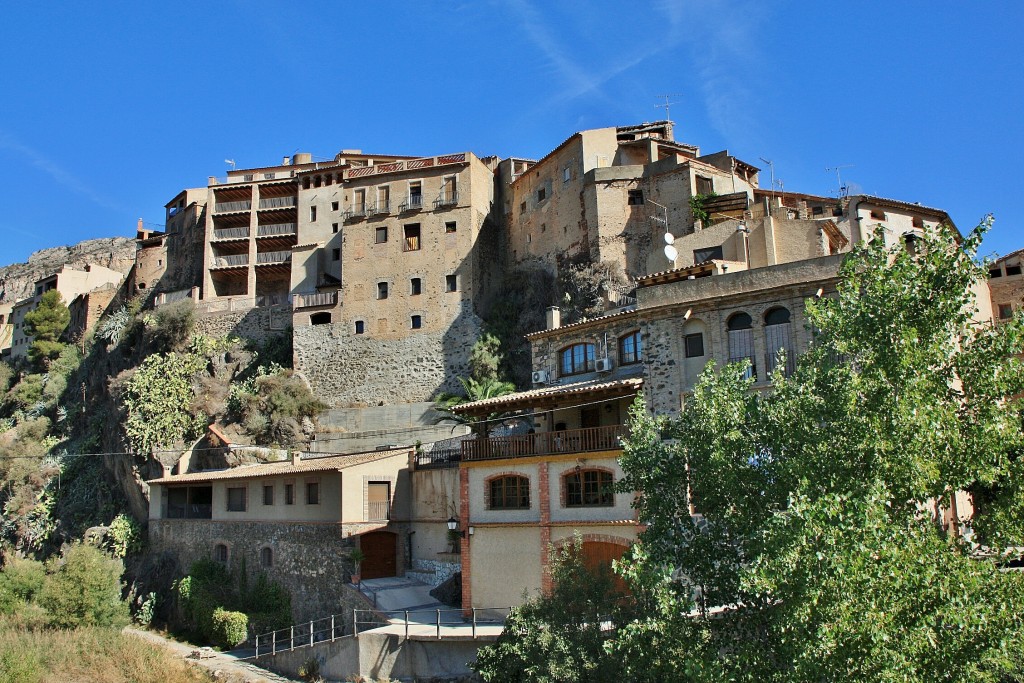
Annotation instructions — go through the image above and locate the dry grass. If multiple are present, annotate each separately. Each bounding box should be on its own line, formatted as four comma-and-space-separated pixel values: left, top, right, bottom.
0, 618, 214, 683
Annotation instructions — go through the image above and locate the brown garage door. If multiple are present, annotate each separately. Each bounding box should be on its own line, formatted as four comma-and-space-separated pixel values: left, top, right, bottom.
360, 531, 397, 579
581, 541, 628, 594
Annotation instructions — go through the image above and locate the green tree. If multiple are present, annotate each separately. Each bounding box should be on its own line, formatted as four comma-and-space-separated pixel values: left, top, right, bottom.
22, 290, 70, 368
615, 219, 1024, 682
468, 333, 503, 383
120, 351, 207, 453
38, 543, 129, 628
473, 537, 628, 682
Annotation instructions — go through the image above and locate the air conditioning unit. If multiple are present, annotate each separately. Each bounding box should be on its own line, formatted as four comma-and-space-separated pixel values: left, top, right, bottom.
531, 370, 548, 384
595, 358, 614, 372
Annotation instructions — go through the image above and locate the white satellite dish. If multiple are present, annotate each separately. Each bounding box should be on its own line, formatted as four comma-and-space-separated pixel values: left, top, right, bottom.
663, 232, 675, 245
664, 244, 678, 262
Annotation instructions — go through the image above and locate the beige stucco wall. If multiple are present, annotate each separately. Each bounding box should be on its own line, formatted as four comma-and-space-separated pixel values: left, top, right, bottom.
469, 526, 544, 607
409, 468, 461, 559
341, 452, 409, 524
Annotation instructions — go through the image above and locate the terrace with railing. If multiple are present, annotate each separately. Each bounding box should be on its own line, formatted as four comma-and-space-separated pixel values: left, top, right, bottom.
257, 222, 297, 237
461, 424, 626, 462
433, 192, 459, 209
211, 254, 249, 268
214, 200, 252, 214
213, 226, 250, 241
293, 291, 337, 308
398, 195, 424, 213
258, 196, 297, 209
344, 153, 467, 181
256, 250, 292, 265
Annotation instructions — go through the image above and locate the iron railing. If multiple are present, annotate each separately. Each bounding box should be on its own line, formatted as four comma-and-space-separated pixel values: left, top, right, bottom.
344, 205, 368, 220
399, 195, 424, 212
433, 192, 458, 209
462, 424, 626, 461
370, 201, 390, 215
415, 447, 461, 469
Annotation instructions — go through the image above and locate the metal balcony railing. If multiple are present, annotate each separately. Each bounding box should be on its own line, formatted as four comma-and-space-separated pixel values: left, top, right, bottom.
462, 424, 626, 461
212, 254, 249, 268
213, 227, 249, 240
370, 201, 390, 215
344, 205, 368, 221
367, 501, 390, 522
257, 223, 297, 237
256, 250, 292, 265
258, 196, 297, 209
399, 195, 424, 212
214, 200, 252, 213
433, 192, 459, 209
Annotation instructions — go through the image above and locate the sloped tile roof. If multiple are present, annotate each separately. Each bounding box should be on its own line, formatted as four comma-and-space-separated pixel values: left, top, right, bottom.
147, 448, 409, 484
451, 377, 643, 414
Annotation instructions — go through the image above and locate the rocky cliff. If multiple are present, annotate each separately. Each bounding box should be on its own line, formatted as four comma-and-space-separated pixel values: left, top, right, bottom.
0, 237, 137, 304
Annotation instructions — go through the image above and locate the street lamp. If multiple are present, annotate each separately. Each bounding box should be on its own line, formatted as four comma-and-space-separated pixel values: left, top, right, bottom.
447, 516, 464, 538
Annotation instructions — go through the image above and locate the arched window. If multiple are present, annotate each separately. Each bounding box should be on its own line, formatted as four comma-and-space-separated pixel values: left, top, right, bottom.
488, 475, 530, 510
564, 469, 614, 507
619, 331, 643, 365
260, 547, 273, 568
310, 312, 331, 325
560, 343, 596, 376
214, 543, 229, 564
764, 307, 794, 377
727, 312, 756, 380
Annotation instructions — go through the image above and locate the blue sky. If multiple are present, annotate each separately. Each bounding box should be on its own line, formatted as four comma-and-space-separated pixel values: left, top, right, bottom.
0, 1, 1020, 265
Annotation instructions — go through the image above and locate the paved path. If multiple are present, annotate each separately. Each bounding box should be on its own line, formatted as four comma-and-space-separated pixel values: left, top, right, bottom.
355, 576, 508, 637
124, 627, 299, 683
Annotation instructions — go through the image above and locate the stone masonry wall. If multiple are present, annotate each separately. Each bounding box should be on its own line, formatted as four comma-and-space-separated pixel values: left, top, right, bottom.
149, 519, 357, 623
294, 306, 482, 407
193, 304, 291, 344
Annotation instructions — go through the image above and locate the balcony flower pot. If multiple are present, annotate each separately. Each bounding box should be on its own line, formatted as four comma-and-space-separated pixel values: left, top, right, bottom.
349, 548, 365, 585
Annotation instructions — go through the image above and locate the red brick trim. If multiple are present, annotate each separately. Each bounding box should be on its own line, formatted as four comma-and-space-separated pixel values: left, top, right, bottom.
460, 467, 472, 616
482, 471, 531, 510
551, 533, 632, 550
539, 462, 552, 594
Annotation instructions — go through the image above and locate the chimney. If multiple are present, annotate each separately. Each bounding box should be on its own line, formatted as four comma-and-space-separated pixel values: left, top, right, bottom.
283, 156, 291, 166
546, 306, 561, 330
291, 450, 301, 466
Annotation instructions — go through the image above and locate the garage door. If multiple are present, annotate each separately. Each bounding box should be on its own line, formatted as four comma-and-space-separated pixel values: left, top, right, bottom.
360, 531, 397, 579
581, 541, 629, 594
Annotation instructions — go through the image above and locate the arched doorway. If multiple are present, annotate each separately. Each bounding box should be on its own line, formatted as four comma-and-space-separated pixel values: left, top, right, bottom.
360, 531, 397, 579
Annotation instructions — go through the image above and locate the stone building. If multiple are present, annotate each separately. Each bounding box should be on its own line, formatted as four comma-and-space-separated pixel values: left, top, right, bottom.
989, 248, 1024, 323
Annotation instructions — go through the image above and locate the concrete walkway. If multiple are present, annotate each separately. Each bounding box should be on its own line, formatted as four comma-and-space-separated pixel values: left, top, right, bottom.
356, 576, 448, 620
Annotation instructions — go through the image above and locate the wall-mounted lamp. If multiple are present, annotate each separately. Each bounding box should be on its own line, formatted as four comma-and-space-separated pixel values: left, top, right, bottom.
447, 516, 465, 539
815, 288, 824, 298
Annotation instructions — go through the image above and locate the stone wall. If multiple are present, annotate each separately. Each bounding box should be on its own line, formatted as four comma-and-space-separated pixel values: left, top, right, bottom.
293, 305, 482, 407
149, 519, 357, 622
193, 304, 290, 343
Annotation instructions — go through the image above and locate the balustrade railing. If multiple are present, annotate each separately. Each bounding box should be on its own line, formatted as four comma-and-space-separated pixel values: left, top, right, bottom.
214, 200, 251, 213
213, 227, 249, 240
258, 196, 297, 209
256, 250, 292, 265
293, 291, 337, 308
462, 424, 626, 461
257, 222, 297, 237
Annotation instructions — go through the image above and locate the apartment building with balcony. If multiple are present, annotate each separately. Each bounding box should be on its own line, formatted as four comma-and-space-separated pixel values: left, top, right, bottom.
291, 151, 501, 408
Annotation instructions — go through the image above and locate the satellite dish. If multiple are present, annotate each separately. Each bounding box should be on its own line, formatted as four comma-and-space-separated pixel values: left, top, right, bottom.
664, 245, 678, 262
663, 232, 675, 245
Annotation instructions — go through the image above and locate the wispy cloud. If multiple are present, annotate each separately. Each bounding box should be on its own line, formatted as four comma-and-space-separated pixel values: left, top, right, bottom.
0, 131, 126, 212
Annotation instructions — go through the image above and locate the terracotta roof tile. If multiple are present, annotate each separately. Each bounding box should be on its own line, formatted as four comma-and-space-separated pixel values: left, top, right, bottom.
451, 377, 643, 414
147, 448, 409, 484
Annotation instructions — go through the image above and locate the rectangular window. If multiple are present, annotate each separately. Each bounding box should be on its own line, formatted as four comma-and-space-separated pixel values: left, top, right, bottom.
375, 226, 388, 244
264, 173, 275, 180
263, 485, 274, 506
332, 201, 339, 211
354, 189, 366, 213
620, 331, 643, 365
227, 487, 247, 512
696, 176, 713, 195
445, 221, 457, 233
305, 481, 319, 505
367, 482, 390, 521
1007, 265, 1022, 276
404, 224, 421, 251
377, 282, 389, 300
445, 274, 458, 292
332, 223, 339, 233
410, 278, 422, 295
285, 483, 294, 505
377, 186, 390, 211
309, 206, 317, 222
563, 166, 571, 183
812, 205, 824, 216
684, 333, 705, 358
355, 320, 365, 334
332, 248, 340, 261
244, 174, 254, 182
408, 181, 422, 209
411, 314, 422, 329
870, 209, 886, 220
520, 201, 527, 215
537, 187, 546, 202
990, 268, 1003, 279
693, 245, 724, 263
627, 189, 644, 205
999, 303, 1014, 319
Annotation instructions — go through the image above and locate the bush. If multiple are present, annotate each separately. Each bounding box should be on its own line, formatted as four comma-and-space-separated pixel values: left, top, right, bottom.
149, 300, 196, 351
209, 608, 248, 648
0, 556, 46, 614
107, 514, 142, 558
38, 543, 129, 628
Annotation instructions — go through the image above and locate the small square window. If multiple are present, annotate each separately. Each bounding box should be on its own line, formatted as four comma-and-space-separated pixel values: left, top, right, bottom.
285, 483, 294, 505
332, 201, 339, 211
999, 303, 1014, 320
332, 223, 339, 233
870, 209, 886, 220
684, 333, 705, 358
375, 226, 388, 244
377, 282, 389, 300
990, 268, 1003, 279
263, 485, 274, 506
411, 315, 422, 329
812, 205, 824, 216
912, 216, 924, 228
445, 221, 457, 233
310, 206, 318, 222
264, 173, 275, 180
520, 201, 527, 214
537, 187, 546, 202
445, 274, 457, 292
355, 320, 365, 334
563, 167, 571, 183
306, 481, 319, 505
332, 248, 340, 261
627, 189, 644, 205
244, 174, 254, 182
410, 278, 422, 295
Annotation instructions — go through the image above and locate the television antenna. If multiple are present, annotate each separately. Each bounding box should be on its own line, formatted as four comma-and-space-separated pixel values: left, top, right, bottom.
826, 164, 854, 198
654, 93, 682, 122
759, 157, 777, 203
224, 159, 236, 170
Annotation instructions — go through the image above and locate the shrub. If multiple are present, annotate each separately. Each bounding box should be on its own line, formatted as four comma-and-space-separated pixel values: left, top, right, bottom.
4, 374, 44, 413
0, 363, 12, 394
38, 543, 129, 628
107, 513, 142, 558
0, 556, 46, 614
209, 608, 248, 648
120, 351, 208, 453
149, 300, 196, 351
23, 291, 69, 369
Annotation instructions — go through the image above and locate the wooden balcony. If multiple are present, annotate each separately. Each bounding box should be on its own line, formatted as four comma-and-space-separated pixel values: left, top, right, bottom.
461, 424, 626, 462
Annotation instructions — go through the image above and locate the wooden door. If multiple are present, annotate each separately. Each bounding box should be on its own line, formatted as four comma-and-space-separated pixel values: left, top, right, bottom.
581, 541, 628, 594
580, 407, 601, 429
360, 531, 397, 579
